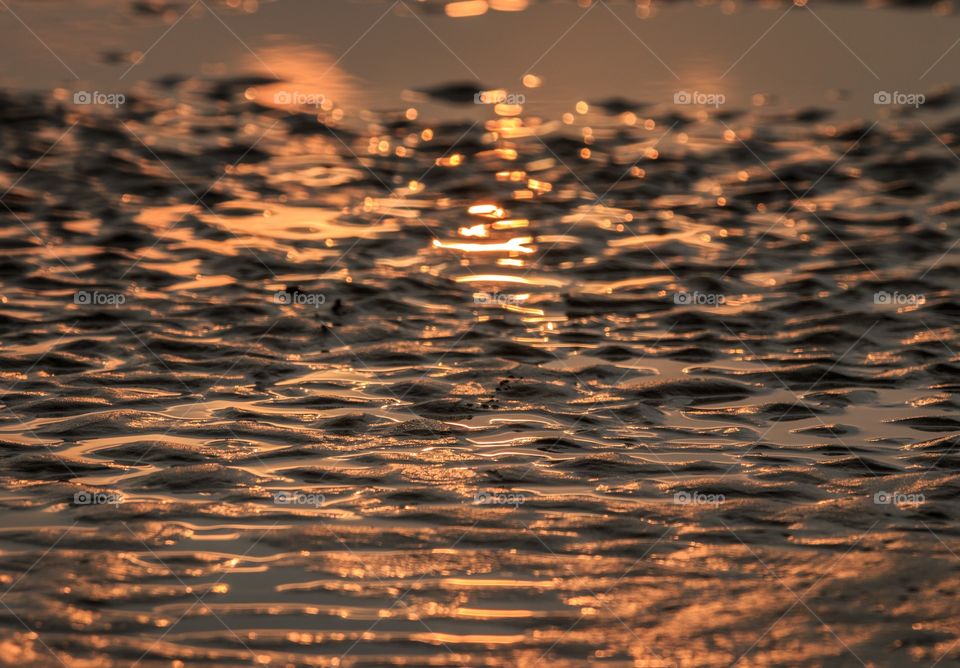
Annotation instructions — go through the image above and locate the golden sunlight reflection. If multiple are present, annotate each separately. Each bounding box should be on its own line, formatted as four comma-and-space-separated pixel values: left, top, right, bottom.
445, 0, 489, 17
522, 73, 542, 88
492, 219, 529, 230
490, 0, 530, 10
456, 274, 566, 287
433, 237, 535, 254
243, 43, 360, 111
458, 224, 489, 238
435, 154, 464, 167
467, 204, 506, 218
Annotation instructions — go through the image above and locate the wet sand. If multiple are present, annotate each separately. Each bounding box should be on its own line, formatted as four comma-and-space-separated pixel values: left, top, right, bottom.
3, 1, 960, 666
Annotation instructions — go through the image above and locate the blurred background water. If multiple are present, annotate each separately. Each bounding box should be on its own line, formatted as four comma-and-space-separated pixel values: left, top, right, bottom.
3, 0, 959, 120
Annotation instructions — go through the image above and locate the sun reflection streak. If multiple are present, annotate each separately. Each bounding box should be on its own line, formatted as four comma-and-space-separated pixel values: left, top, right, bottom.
433, 237, 535, 254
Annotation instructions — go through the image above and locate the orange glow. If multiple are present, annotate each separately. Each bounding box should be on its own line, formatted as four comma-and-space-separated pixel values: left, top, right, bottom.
444, 0, 489, 17
489, 0, 530, 10
456, 274, 566, 287
458, 224, 489, 238
492, 218, 529, 230
410, 633, 525, 645
522, 74, 542, 88
433, 236, 535, 253
435, 154, 464, 167
495, 103, 523, 116
527, 178, 552, 193
242, 45, 358, 111
468, 204, 506, 218
456, 607, 537, 619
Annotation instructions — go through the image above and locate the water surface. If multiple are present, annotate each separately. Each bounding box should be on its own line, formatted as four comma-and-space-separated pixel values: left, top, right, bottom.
2, 1, 960, 666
